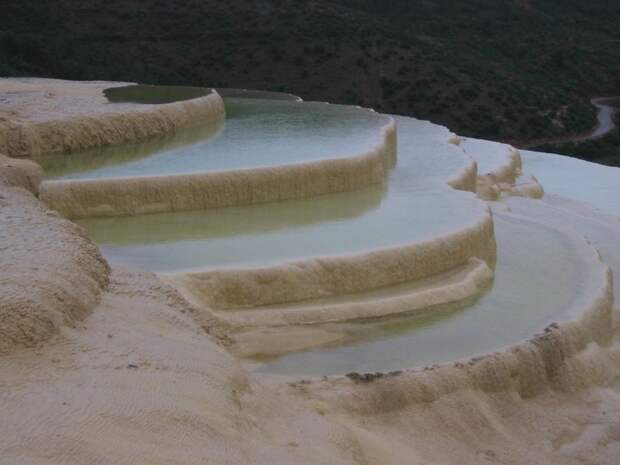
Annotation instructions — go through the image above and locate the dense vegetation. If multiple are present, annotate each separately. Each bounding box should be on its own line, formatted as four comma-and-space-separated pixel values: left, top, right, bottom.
2, 0, 620, 151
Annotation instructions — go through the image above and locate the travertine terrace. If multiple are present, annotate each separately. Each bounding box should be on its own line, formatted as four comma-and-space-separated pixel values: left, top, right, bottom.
1, 78, 619, 465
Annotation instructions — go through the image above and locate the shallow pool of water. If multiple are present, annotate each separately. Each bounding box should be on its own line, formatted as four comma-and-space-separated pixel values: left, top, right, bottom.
77, 115, 481, 272
254, 213, 586, 376
69, 112, 609, 377
79, 186, 483, 272
41, 98, 390, 180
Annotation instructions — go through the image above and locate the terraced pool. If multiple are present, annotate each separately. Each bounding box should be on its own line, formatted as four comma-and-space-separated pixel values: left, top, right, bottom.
38, 98, 391, 179
254, 212, 596, 375
34, 92, 616, 378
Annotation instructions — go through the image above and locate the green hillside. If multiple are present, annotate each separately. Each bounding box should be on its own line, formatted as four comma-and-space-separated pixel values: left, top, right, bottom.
2, 0, 619, 148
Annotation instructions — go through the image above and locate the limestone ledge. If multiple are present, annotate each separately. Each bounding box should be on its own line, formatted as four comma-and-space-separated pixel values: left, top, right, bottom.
39, 119, 397, 219
166, 209, 496, 311
0, 159, 110, 356
0, 88, 225, 158
295, 225, 615, 414
206, 258, 493, 328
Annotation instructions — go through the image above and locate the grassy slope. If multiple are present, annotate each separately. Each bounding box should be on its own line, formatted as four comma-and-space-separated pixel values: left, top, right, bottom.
1, 0, 619, 154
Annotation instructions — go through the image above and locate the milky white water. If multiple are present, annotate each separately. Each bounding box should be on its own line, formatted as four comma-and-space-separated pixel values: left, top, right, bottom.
69, 103, 619, 376
517, 150, 620, 302
41, 99, 390, 179
77, 115, 483, 272
253, 149, 620, 375
254, 212, 590, 375
255, 147, 615, 376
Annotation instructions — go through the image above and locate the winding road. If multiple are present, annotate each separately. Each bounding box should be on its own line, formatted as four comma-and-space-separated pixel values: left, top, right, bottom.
590, 97, 618, 139
518, 97, 618, 148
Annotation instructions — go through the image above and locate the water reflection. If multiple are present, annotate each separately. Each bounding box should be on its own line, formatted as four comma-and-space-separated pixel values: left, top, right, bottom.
79, 183, 386, 246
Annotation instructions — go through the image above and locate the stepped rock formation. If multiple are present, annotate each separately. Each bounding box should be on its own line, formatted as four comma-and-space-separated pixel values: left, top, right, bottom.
39, 120, 395, 218
0, 154, 109, 356
0, 78, 225, 158
0, 79, 619, 465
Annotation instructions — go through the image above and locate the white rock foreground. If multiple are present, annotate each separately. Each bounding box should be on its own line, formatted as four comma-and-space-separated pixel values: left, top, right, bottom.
1, 79, 619, 465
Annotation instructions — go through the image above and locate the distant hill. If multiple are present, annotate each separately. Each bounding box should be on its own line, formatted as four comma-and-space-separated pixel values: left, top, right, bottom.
2, 0, 619, 145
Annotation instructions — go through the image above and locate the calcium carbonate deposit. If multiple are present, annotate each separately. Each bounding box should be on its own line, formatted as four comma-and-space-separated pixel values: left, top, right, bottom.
1, 78, 619, 465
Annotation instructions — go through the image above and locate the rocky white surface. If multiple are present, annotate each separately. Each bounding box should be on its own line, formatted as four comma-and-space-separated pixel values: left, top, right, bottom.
0, 79, 619, 465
